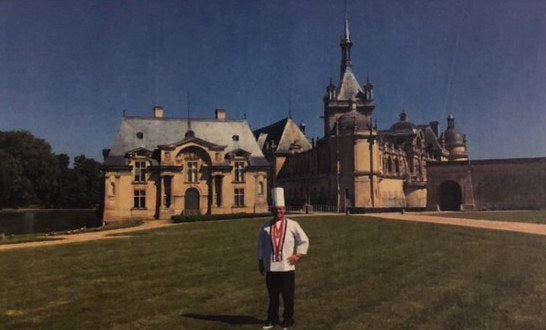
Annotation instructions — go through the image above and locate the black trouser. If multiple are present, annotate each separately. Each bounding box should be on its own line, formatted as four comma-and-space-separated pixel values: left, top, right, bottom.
266, 271, 295, 324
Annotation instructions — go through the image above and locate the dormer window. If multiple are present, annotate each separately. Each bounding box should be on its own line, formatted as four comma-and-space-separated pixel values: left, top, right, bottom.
136, 132, 144, 139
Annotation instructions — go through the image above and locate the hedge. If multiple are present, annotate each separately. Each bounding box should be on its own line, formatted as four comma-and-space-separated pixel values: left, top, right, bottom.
171, 213, 271, 223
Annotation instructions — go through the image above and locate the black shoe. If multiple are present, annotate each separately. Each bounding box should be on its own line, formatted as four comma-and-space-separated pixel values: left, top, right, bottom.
262, 320, 279, 329
280, 319, 294, 329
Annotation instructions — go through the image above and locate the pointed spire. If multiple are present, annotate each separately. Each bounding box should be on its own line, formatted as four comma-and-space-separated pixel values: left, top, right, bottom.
343, 12, 350, 42
340, 14, 353, 80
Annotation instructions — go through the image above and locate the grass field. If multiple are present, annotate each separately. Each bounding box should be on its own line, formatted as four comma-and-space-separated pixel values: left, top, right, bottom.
1, 215, 545, 329
438, 210, 546, 224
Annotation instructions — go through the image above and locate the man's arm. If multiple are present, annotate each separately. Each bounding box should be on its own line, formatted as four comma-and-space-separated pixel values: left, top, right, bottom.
287, 222, 309, 265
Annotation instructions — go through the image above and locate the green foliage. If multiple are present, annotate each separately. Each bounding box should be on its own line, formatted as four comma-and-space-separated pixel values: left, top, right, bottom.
0, 150, 34, 207
54, 154, 102, 208
0, 131, 103, 209
172, 212, 270, 223
0, 131, 59, 207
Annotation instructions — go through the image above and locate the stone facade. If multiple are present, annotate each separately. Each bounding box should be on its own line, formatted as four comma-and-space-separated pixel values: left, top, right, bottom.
102, 108, 269, 221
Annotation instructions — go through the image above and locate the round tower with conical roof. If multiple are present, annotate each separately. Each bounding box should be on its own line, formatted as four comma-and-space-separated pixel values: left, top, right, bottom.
444, 115, 468, 161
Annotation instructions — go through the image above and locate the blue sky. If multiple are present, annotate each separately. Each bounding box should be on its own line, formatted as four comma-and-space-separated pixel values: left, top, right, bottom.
1, 0, 545, 162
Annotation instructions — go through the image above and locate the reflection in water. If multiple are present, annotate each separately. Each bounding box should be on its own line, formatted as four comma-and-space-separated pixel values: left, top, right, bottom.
0, 209, 101, 235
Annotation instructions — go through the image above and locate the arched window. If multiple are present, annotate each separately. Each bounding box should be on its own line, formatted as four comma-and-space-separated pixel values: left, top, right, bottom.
110, 182, 116, 196
258, 181, 264, 195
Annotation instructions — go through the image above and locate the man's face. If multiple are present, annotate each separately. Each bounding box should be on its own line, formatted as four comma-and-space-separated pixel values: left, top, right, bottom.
272, 206, 286, 221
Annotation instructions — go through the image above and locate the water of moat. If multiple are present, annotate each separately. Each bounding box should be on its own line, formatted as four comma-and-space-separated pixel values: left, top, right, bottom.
0, 209, 102, 235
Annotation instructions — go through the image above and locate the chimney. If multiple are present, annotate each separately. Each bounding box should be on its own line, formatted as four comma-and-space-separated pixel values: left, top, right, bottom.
215, 108, 226, 121
153, 106, 164, 118
102, 149, 110, 161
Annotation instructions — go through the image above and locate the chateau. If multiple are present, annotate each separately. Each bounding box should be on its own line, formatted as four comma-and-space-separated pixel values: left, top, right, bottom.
253, 18, 468, 212
102, 18, 546, 221
102, 108, 269, 221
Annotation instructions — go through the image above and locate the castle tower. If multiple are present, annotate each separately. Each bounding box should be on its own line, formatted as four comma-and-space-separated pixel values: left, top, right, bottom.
323, 17, 375, 137
321, 17, 381, 210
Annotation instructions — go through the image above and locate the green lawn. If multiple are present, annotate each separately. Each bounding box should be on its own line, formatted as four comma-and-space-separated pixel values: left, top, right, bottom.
0, 234, 61, 245
437, 210, 546, 224
1, 216, 545, 329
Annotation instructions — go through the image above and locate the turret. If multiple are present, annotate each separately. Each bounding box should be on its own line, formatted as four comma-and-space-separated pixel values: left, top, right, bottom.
444, 115, 468, 161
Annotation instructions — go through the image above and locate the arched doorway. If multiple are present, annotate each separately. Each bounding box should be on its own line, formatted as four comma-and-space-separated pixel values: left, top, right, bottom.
439, 181, 462, 211
184, 188, 200, 215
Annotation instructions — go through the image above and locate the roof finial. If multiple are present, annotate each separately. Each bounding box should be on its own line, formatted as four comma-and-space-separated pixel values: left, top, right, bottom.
288, 99, 292, 119
340, 6, 352, 80
185, 92, 194, 138
186, 92, 191, 130
344, 1, 350, 42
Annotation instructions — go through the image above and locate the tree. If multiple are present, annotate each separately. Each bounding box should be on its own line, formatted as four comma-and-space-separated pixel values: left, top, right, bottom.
72, 155, 102, 208
0, 131, 103, 209
0, 150, 35, 208
0, 131, 60, 207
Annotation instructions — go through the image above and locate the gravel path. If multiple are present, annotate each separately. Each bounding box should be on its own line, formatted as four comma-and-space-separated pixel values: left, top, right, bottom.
368, 213, 546, 236
2, 213, 545, 252
0, 220, 174, 252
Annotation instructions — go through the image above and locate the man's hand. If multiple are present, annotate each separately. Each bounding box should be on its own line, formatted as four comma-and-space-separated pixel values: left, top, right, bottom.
258, 260, 265, 276
287, 254, 302, 265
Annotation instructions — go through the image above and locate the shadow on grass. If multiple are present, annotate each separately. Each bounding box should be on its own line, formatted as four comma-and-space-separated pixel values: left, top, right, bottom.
182, 313, 262, 325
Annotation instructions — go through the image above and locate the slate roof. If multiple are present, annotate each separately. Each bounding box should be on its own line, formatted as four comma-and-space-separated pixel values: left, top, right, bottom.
105, 116, 268, 167
253, 117, 312, 154
337, 67, 365, 101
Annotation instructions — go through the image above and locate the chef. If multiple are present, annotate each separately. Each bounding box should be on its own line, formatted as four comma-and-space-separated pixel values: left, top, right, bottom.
257, 187, 309, 330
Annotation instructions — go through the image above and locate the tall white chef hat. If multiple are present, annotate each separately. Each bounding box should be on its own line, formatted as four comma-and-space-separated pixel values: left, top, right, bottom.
271, 187, 285, 207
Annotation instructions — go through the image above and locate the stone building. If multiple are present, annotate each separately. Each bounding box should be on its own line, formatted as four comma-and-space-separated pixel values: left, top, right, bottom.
102, 107, 269, 221
102, 17, 545, 219
254, 18, 469, 212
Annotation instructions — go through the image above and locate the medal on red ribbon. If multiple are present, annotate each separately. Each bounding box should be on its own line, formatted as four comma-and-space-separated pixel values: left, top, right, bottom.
271, 219, 286, 262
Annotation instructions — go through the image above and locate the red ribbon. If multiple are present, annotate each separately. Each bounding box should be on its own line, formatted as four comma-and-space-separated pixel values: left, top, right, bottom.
271, 219, 286, 262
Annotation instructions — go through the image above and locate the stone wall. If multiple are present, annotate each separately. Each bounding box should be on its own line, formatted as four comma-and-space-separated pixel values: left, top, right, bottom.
470, 158, 546, 210
427, 157, 546, 210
